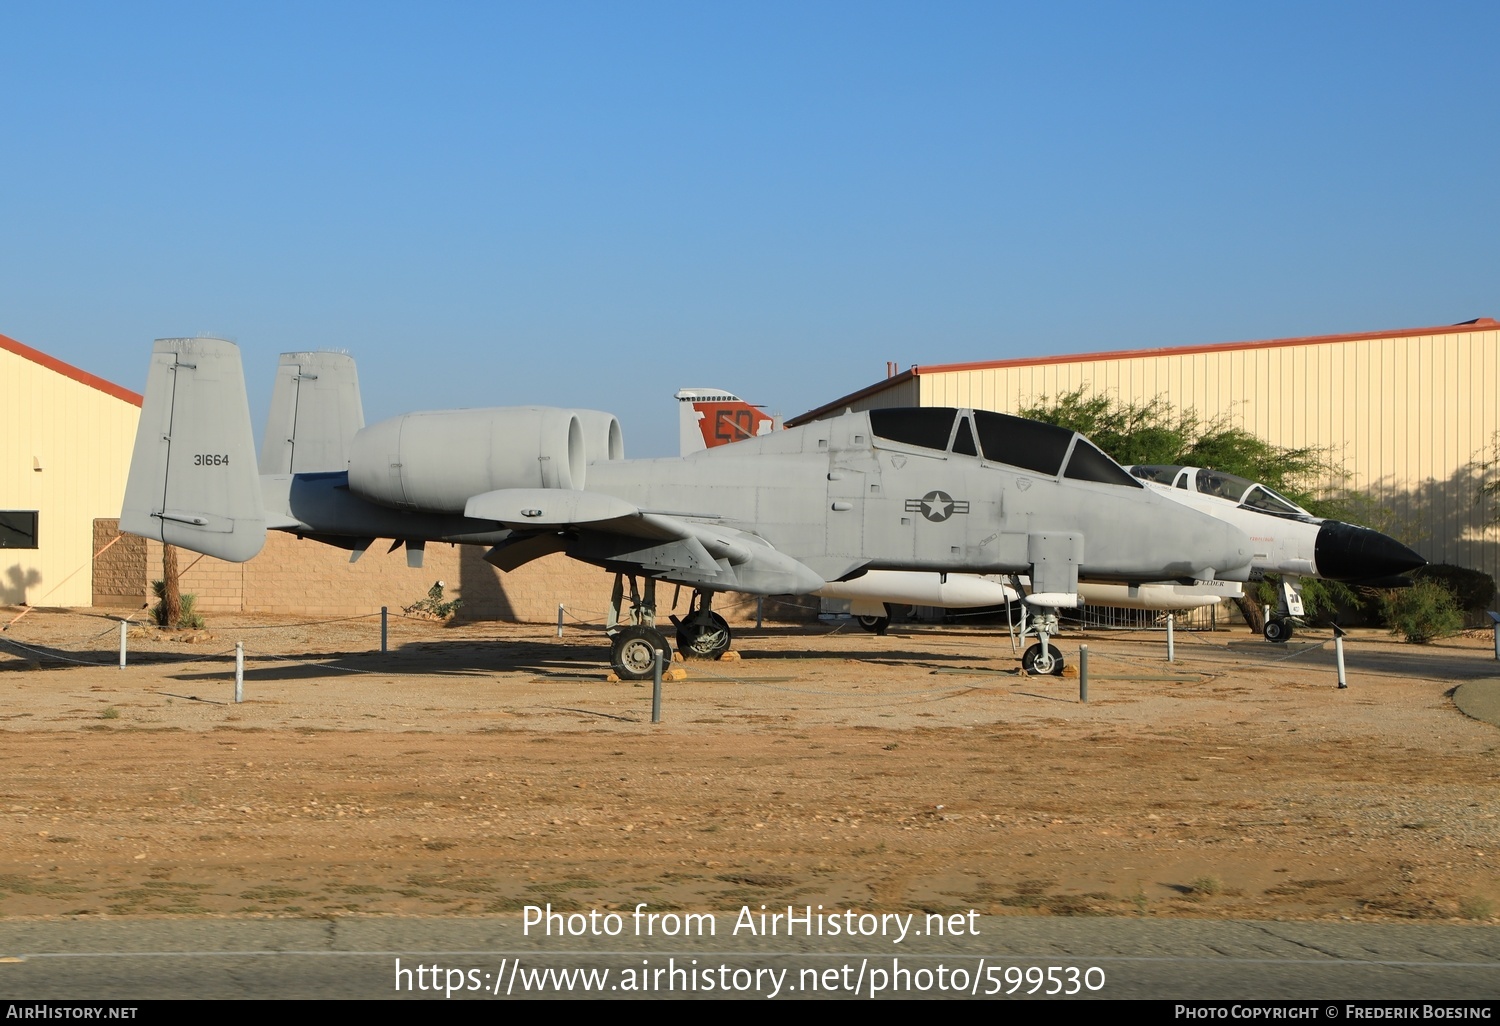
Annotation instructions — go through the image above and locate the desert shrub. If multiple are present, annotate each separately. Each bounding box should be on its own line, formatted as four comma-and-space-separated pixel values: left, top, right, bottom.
1412, 564, 1496, 622
150, 580, 206, 629
405, 580, 462, 620
1381, 581, 1463, 643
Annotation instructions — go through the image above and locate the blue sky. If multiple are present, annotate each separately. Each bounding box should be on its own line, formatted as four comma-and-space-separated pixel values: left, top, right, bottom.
3, 1, 1496, 456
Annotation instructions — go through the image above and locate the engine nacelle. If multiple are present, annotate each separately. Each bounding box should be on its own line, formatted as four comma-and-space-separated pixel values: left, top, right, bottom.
348, 407, 585, 512
570, 409, 624, 462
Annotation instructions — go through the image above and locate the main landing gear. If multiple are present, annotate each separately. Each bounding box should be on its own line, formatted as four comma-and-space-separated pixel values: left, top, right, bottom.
604, 574, 672, 681
1021, 642, 1063, 675
855, 603, 894, 636
605, 576, 734, 679
1007, 588, 1067, 676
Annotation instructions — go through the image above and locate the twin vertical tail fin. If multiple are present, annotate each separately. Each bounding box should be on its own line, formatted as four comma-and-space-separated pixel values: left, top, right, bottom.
120, 338, 267, 562
259, 351, 365, 474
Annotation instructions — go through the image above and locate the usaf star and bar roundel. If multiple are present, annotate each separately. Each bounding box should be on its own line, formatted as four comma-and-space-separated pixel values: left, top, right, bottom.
905, 490, 970, 523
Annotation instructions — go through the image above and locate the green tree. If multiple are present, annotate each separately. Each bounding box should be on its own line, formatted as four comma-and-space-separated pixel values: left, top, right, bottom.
1018, 387, 1337, 515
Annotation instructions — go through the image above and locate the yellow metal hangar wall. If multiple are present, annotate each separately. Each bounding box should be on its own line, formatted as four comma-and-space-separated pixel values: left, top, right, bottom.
790, 318, 1500, 590
0, 332, 143, 608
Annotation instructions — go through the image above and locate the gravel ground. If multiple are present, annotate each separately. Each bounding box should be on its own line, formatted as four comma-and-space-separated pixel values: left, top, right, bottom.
1, 608, 1497, 925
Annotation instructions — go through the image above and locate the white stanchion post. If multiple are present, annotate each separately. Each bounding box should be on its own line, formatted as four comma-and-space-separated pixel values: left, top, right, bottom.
651, 649, 663, 724
1334, 625, 1348, 689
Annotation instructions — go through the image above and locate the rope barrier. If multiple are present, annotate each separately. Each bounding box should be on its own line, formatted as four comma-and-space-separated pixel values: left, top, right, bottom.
0, 605, 1373, 695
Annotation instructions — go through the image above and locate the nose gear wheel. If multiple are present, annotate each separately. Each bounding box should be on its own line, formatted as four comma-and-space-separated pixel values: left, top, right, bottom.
677, 611, 731, 660
1021, 642, 1064, 675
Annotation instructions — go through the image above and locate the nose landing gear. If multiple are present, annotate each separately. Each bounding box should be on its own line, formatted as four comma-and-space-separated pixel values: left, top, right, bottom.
671, 590, 732, 660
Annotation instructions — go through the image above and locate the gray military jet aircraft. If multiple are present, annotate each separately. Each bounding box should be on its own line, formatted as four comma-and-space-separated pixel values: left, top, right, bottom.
677, 388, 1244, 635
121, 338, 1255, 678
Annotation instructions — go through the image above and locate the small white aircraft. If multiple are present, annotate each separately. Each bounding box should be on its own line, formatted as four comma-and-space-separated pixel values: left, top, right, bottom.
1125, 465, 1425, 640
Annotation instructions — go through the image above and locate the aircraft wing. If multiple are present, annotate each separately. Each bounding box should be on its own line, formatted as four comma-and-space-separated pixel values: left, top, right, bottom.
465, 488, 826, 596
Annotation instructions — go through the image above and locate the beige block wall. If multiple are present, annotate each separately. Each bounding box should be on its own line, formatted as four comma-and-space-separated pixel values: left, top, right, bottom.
91, 519, 148, 607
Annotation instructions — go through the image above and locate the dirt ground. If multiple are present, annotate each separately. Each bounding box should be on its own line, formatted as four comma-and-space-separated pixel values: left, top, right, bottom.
1, 607, 1497, 925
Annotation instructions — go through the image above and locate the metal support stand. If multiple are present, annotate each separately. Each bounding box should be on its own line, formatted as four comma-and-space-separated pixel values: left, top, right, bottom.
1166, 613, 1176, 663
119, 620, 127, 670
381, 606, 388, 654
234, 642, 244, 703
1334, 625, 1347, 689
1006, 575, 1027, 654
607, 574, 625, 632
641, 578, 657, 628
651, 649, 663, 724
608, 575, 659, 631
1079, 644, 1089, 703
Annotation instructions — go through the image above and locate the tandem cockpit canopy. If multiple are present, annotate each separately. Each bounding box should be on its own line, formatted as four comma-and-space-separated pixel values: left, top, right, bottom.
1128, 465, 1312, 519
866, 407, 1142, 487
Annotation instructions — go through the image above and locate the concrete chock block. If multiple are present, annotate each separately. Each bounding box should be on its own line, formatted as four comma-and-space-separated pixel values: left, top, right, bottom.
719, 650, 742, 661
606, 668, 690, 683
1061, 665, 1079, 678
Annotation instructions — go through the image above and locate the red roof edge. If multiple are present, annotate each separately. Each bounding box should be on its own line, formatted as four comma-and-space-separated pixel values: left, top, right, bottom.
0, 332, 143, 407
912, 318, 1499, 377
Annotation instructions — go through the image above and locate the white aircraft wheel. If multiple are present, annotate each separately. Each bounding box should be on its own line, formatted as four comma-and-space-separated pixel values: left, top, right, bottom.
611, 626, 671, 681
677, 613, 731, 660
1021, 642, 1064, 676
1263, 619, 1293, 643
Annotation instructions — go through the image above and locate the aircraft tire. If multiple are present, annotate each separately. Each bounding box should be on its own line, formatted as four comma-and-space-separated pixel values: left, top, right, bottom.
1263, 619, 1293, 643
856, 603, 894, 635
677, 613, 731, 660
611, 626, 672, 681
1021, 642, 1064, 676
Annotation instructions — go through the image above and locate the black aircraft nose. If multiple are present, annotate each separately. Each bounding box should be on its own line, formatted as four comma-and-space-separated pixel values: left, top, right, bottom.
1314, 521, 1426, 582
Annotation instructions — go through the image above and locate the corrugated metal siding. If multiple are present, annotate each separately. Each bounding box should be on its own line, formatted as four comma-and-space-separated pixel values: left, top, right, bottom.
834, 377, 921, 411
1, 347, 141, 607
911, 328, 1500, 585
